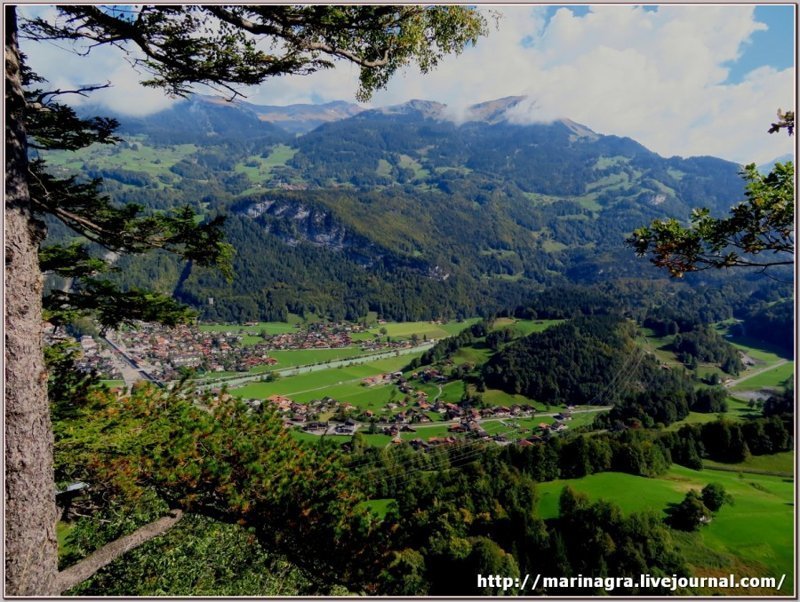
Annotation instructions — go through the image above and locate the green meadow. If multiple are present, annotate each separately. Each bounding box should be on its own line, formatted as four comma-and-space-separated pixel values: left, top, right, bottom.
490, 318, 563, 337
99, 380, 126, 390
234, 144, 297, 184
46, 138, 198, 178
56, 521, 76, 562
535, 464, 794, 594
230, 354, 421, 410
266, 348, 378, 370
357, 498, 397, 519
197, 321, 297, 335
450, 344, 493, 365
353, 319, 481, 342
665, 411, 737, 431
289, 431, 348, 446
726, 334, 792, 363
703, 451, 794, 477
732, 362, 793, 392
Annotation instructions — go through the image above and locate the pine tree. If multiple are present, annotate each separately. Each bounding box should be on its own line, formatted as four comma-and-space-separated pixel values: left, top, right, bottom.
5, 5, 487, 594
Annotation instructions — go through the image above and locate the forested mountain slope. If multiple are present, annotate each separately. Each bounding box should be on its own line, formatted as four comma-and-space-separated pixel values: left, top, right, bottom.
56, 95, 752, 321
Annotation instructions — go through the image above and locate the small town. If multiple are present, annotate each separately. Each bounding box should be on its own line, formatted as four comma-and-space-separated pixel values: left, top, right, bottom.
43, 319, 581, 449
46, 320, 420, 383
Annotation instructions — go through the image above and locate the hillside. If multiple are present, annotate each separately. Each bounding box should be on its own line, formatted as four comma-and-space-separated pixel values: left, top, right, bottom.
55, 95, 751, 322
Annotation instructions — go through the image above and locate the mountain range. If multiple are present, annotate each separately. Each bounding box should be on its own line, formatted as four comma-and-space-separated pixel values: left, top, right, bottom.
65, 95, 754, 322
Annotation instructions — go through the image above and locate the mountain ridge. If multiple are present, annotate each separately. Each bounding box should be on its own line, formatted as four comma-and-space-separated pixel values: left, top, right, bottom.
63, 93, 753, 322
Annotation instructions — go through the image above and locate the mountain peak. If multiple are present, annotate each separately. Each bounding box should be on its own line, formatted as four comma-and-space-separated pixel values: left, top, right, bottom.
466, 96, 528, 123
375, 99, 448, 119
556, 118, 599, 140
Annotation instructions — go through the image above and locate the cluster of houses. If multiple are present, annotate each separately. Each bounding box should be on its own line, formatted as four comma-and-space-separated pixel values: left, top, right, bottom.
104, 320, 425, 382
262, 394, 343, 426
108, 324, 279, 380
42, 325, 122, 381
264, 322, 358, 350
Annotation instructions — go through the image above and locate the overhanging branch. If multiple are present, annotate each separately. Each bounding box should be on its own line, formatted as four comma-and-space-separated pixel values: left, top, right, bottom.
56, 509, 183, 593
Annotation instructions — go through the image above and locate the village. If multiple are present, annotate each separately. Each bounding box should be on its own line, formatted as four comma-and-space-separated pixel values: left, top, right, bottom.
43, 319, 582, 449
86, 320, 415, 381
43, 324, 123, 382
243, 368, 578, 448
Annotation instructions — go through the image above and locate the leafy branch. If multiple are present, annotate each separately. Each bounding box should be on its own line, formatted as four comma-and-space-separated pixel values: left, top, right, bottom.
628, 162, 794, 277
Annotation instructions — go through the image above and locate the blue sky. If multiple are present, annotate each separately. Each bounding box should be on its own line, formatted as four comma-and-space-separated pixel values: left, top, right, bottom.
724, 5, 795, 83
19, 4, 796, 164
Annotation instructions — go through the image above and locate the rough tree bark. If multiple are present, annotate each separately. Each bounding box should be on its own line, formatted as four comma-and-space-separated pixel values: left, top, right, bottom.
4, 5, 60, 596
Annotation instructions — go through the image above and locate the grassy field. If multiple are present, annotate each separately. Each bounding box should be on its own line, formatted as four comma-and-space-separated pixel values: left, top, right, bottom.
394, 411, 604, 445
234, 144, 297, 185
535, 465, 794, 593
490, 318, 563, 337
357, 498, 397, 519
289, 430, 348, 445
201, 347, 385, 379
703, 451, 794, 477
451, 345, 493, 366
57, 521, 75, 561
726, 334, 793, 363
732, 362, 793, 392
665, 412, 734, 431
353, 319, 481, 342
481, 388, 550, 410
231, 354, 421, 410
197, 321, 297, 335
46, 138, 198, 183
99, 380, 127, 390
266, 347, 378, 370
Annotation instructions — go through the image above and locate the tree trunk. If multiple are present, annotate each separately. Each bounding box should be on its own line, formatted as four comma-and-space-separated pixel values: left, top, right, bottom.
5, 6, 59, 595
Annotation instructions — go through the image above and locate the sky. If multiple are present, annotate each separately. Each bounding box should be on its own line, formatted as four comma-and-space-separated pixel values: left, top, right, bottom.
19, 4, 796, 165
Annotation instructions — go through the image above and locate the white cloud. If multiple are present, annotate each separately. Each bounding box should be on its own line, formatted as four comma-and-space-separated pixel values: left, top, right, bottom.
18, 5, 794, 163
18, 8, 177, 116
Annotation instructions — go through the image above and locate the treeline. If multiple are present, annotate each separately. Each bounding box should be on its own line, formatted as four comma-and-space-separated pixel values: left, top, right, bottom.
672, 326, 743, 374
356, 441, 686, 595
406, 321, 489, 369
738, 298, 793, 354
499, 415, 792, 482
482, 316, 648, 405
500, 429, 672, 481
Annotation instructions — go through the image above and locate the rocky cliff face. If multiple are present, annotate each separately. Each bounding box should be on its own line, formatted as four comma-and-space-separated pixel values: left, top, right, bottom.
235, 197, 384, 266
234, 196, 444, 277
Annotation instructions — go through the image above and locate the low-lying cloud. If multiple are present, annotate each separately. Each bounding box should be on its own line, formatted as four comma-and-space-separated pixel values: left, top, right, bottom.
19, 5, 794, 163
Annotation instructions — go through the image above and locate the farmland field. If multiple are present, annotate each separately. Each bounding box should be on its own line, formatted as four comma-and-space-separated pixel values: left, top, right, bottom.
230, 353, 421, 408
358, 498, 397, 519
535, 465, 794, 594
481, 388, 547, 410
352, 319, 481, 342
99, 380, 126, 390
266, 347, 379, 369
289, 431, 348, 445
46, 138, 198, 182
731, 362, 794, 391
665, 411, 739, 431
489, 318, 563, 337
197, 321, 297, 335
703, 451, 794, 477
451, 345, 493, 365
